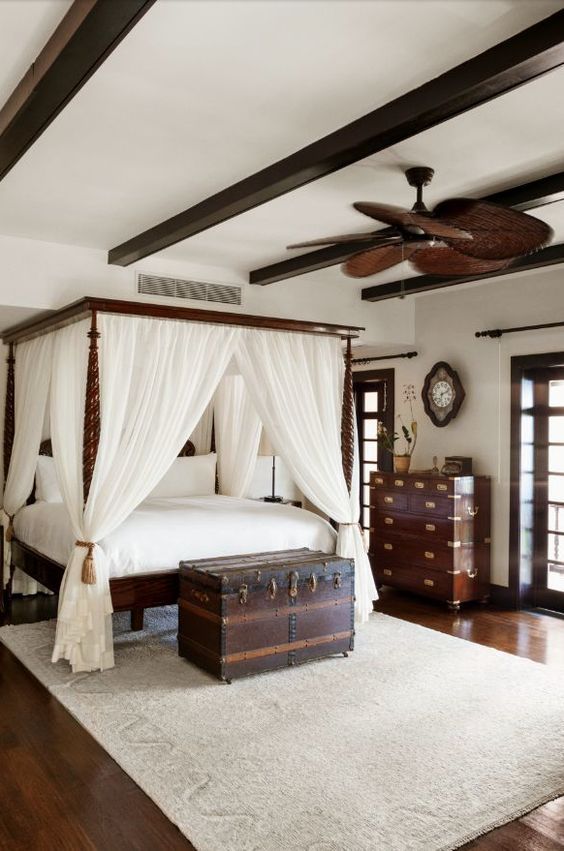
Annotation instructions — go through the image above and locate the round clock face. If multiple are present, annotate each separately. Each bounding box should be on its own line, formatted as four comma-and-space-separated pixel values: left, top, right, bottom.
431, 380, 454, 408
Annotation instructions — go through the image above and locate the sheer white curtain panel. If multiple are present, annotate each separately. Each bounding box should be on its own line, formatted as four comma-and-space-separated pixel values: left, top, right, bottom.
214, 373, 262, 497
51, 316, 239, 672
235, 330, 376, 621
2, 334, 54, 591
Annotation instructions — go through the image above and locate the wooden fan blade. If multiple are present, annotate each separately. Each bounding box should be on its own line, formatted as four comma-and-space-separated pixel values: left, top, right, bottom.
353, 202, 470, 240
432, 198, 553, 259
343, 243, 419, 278
410, 246, 512, 276
287, 232, 399, 249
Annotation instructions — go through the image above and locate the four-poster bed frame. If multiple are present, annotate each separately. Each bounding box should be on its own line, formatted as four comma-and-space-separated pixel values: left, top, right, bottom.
3, 297, 361, 630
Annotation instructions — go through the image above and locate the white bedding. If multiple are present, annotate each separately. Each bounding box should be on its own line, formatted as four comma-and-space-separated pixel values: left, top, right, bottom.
13, 495, 336, 579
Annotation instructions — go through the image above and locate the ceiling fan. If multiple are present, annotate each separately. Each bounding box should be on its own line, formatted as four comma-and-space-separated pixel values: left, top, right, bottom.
286, 167, 553, 278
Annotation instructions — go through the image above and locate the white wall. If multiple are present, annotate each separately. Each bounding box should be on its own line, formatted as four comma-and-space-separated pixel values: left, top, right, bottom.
356, 264, 564, 587
0, 232, 414, 347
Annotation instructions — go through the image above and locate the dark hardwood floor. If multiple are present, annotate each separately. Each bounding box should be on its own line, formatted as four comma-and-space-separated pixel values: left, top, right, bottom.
1, 590, 563, 850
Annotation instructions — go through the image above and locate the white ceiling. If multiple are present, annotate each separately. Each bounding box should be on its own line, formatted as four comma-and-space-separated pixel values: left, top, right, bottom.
0, 0, 562, 291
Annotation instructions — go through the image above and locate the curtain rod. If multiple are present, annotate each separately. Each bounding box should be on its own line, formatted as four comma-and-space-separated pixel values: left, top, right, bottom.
352, 350, 418, 365
475, 320, 564, 339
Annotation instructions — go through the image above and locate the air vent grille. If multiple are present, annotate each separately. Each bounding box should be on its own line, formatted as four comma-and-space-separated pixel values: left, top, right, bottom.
137, 273, 241, 305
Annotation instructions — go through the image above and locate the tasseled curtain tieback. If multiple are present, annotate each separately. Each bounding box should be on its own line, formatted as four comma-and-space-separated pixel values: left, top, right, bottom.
5, 515, 15, 543
75, 540, 97, 585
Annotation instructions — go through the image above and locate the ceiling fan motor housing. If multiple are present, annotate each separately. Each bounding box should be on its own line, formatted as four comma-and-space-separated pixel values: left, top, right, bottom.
405, 166, 434, 212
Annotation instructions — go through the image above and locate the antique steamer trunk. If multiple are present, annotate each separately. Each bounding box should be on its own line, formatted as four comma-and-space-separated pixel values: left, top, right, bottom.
178, 548, 354, 682
369, 471, 491, 611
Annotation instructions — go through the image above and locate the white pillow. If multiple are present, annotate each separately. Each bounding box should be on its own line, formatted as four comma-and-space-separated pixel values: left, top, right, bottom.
149, 454, 216, 499
35, 455, 63, 502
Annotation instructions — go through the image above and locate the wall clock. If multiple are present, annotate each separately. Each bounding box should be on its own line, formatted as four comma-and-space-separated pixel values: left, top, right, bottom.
422, 361, 465, 428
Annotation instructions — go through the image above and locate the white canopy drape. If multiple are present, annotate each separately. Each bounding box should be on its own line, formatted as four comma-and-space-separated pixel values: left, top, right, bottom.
51, 316, 239, 672
236, 330, 377, 622
214, 373, 261, 497
2, 334, 53, 591
189, 399, 214, 455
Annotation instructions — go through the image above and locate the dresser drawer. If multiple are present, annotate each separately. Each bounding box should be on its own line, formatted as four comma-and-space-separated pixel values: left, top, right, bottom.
372, 562, 453, 600
370, 510, 456, 541
408, 477, 454, 495
371, 538, 455, 572
372, 490, 409, 512
409, 493, 452, 517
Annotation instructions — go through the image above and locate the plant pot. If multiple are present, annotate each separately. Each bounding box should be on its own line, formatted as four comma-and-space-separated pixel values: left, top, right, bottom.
393, 455, 411, 474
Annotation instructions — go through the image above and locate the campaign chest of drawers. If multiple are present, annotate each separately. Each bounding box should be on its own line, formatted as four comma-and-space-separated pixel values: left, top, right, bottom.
369, 471, 491, 611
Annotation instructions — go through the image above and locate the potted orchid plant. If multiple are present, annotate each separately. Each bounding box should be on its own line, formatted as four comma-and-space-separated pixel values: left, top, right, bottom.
377, 383, 418, 474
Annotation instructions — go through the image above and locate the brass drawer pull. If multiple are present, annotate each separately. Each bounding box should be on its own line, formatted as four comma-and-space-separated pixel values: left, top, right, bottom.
394, 479, 404, 487
467, 505, 479, 517
424, 578, 435, 587
467, 566, 478, 579
424, 551, 435, 559
192, 589, 210, 604
374, 476, 384, 485
414, 481, 425, 489
425, 523, 436, 532
289, 571, 299, 598
308, 573, 317, 592
437, 483, 448, 491
239, 584, 248, 605
383, 568, 392, 576
384, 543, 393, 551
384, 496, 394, 504
333, 572, 343, 589
384, 517, 394, 525
267, 577, 277, 599
425, 501, 436, 509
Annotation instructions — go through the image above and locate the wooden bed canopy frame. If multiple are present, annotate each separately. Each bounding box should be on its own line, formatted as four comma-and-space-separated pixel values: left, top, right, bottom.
2, 297, 362, 630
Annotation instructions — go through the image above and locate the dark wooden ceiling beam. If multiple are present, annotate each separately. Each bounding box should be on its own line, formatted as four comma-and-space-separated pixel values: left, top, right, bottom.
360, 243, 564, 302
249, 169, 564, 285
108, 10, 564, 267
0, 0, 156, 182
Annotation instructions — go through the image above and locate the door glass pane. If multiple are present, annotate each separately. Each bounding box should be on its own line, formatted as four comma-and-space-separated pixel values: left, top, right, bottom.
521, 442, 534, 473
362, 507, 370, 528
363, 419, 378, 439
363, 463, 378, 484
548, 474, 564, 503
364, 442, 378, 462
549, 417, 564, 443
549, 445, 564, 473
547, 563, 564, 592
548, 532, 564, 562
549, 380, 564, 407
548, 503, 564, 533
364, 392, 379, 413
363, 485, 370, 505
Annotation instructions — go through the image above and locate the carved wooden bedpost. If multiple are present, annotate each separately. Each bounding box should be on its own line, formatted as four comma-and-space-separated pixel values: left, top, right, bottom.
3, 343, 15, 489
80, 311, 101, 584
340, 336, 354, 494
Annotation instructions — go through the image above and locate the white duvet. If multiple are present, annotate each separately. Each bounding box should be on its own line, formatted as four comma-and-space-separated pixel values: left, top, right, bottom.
13, 495, 336, 579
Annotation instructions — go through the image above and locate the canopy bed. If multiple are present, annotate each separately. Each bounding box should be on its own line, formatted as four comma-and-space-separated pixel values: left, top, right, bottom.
2, 297, 375, 672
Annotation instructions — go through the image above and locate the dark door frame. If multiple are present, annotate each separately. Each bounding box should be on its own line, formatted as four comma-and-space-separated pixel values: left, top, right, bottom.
353, 367, 395, 471
509, 351, 564, 609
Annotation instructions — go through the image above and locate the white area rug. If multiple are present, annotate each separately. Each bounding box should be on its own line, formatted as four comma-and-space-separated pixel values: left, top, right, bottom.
2, 609, 564, 851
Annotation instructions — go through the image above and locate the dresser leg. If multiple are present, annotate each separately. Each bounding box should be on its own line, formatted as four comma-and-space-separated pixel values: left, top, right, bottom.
447, 601, 461, 613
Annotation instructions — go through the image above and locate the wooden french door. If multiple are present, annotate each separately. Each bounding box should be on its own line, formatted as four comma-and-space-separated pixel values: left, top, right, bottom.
353, 369, 394, 547
531, 367, 564, 612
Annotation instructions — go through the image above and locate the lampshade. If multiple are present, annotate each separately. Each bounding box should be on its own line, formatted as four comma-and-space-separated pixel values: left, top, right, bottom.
259, 429, 276, 457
